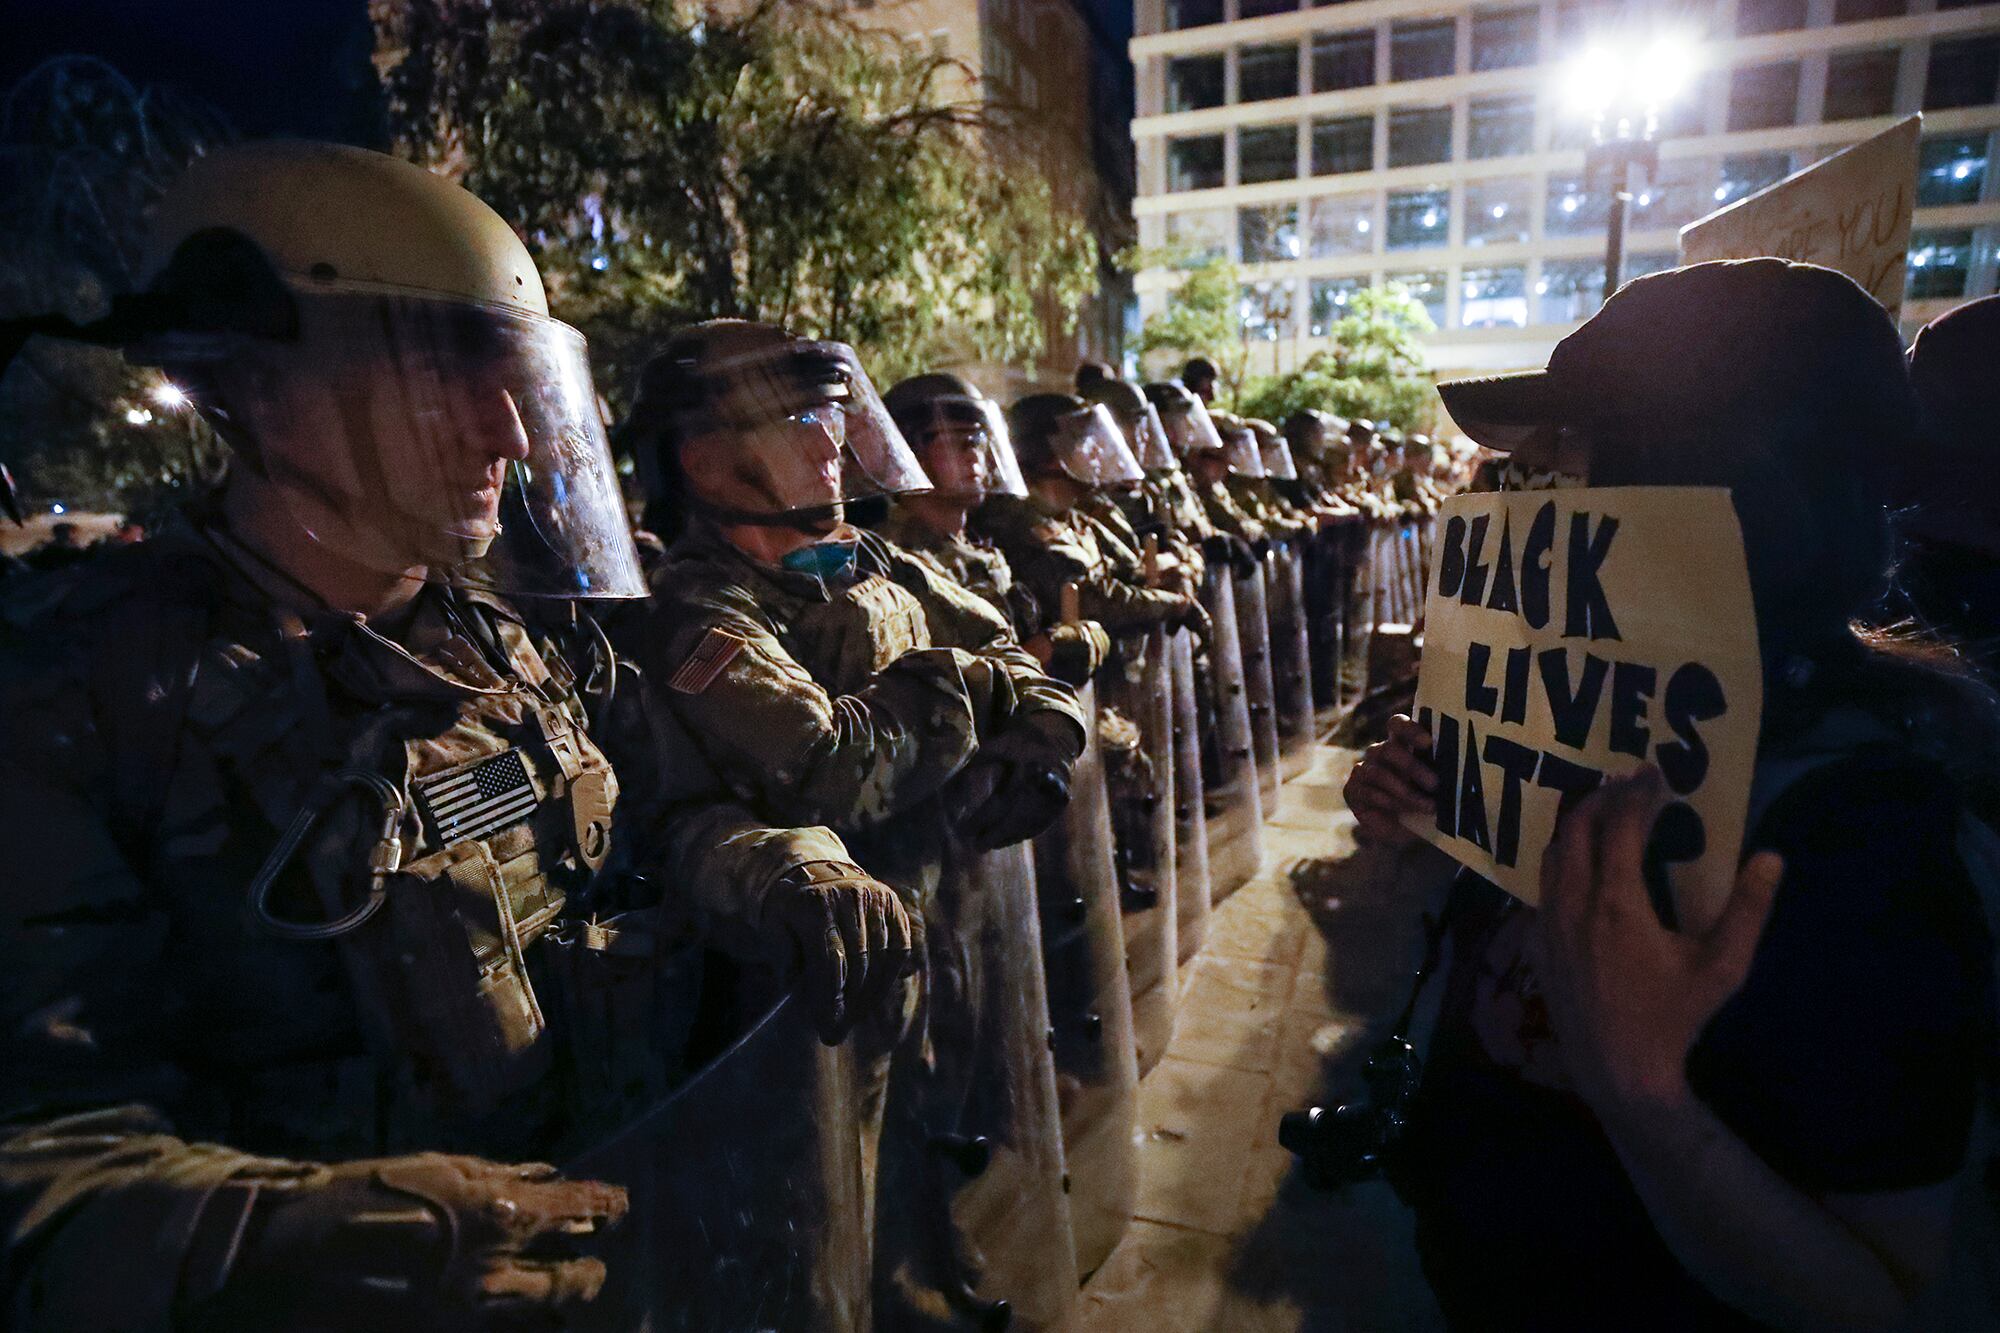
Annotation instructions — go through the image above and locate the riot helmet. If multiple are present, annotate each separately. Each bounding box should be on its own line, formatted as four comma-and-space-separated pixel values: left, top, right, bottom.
622, 321, 929, 529
882, 372, 1027, 500
1205, 411, 1267, 479
1007, 393, 1144, 489
1081, 378, 1174, 474
1144, 381, 1224, 461
136, 141, 645, 598
1248, 418, 1296, 481
1284, 408, 1346, 460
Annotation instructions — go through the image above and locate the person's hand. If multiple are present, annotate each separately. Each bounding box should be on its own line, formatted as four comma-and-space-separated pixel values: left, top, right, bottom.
1044, 619, 1111, 686
1343, 714, 1436, 847
765, 862, 922, 1045
1533, 767, 1785, 1114
193, 1153, 627, 1332
946, 713, 1080, 850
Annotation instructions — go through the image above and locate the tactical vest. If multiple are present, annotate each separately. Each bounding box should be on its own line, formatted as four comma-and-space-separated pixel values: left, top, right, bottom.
100, 546, 659, 1157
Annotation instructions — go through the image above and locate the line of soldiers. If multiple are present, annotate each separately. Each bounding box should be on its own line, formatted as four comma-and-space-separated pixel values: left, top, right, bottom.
0, 141, 1455, 1332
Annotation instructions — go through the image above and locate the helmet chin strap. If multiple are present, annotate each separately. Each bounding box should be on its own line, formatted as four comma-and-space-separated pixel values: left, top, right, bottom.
687, 490, 844, 533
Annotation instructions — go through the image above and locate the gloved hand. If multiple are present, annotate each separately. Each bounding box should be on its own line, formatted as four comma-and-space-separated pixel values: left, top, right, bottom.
1042, 618, 1111, 687
190, 1153, 627, 1333
764, 860, 922, 1044
1201, 533, 1260, 580
945, 711, 1084, 850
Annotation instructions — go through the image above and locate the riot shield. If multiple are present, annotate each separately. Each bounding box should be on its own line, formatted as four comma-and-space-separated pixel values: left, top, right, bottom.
946, 839, 1083, 1330
1347, 523, 1380, 694
1268, 541, 1317, 780
1233, 561, 1282, 814
1303, 521, 1344, 711
571, 992, 870, 1333
1167, 626, 1212, 966
1106, 626, 1179, 1077
1032, 680, 1140, 1280
1197, 567, 1264, 900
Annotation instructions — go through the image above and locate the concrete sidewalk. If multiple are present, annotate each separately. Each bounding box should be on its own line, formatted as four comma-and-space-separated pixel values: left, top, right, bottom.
1079, 743, 1447, 1333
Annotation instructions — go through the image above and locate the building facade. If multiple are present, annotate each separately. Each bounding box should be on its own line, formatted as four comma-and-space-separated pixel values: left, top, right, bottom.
1129, 0, 2000, 377
855, 0, 1137, 390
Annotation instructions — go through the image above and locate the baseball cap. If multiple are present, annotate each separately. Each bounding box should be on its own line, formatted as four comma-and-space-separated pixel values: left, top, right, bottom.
1437, 259, 1914, 453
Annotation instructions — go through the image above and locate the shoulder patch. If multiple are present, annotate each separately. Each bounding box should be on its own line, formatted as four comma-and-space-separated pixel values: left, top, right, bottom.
668, 626, 748, 694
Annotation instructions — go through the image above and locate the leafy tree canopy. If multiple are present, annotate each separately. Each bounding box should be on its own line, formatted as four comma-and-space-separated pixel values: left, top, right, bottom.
1236, 284, 1437, 433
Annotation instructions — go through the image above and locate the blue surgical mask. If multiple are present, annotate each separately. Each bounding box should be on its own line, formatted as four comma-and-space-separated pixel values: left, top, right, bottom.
781, 534, 860, 584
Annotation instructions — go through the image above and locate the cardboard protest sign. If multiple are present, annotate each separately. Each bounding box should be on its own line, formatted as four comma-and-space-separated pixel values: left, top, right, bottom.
1679, 116, 1919, 316
1402, 488, 1762, 931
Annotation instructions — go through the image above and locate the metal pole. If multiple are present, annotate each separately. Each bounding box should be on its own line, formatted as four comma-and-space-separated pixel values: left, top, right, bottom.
1603, 149, 1631, 303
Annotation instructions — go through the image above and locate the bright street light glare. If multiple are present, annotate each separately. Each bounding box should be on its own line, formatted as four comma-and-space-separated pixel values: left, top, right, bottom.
1562, 46, 1621, 120
151, 381, 189, 410
1634, 33, 1697, 109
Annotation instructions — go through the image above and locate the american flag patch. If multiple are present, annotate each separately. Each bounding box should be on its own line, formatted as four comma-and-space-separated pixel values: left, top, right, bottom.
414, 748, 539, 847
668, 626, 747, 694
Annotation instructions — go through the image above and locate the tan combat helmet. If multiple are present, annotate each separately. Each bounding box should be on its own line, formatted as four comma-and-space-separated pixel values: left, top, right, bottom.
142, 141, 644, 599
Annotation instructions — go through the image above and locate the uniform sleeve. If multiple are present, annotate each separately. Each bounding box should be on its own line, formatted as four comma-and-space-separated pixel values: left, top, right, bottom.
875, 538, 1086, 753
591, 674, 863, 930
1201, 485, 1266, 545
1687, 752, 1996, 1194
634, 588, 995, 831
0, 650, 285, 1332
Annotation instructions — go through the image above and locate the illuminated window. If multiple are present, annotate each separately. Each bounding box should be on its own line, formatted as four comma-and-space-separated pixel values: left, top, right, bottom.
1917, 133, 1989, 208
1308, 193, 1377, 256
1309, 277, 1368, 336
1715, 152, 1792, 207
1543, 175, 1607, 237
1907, 229, 1973, 300
1239, 203, 1302, 262
1461, 265, 1528, 328
1166, 209, 1232, 263
1464, 177, 1532, 246
1386, 269, 1447, 326
1241, 280, 1298, 339
1538, 258, 1604, 323
1385, 187, 1450, 250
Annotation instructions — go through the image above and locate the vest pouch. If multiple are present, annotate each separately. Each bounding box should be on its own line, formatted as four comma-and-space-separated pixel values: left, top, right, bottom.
368, 838, 553, 1117
539, 912, 702, 1133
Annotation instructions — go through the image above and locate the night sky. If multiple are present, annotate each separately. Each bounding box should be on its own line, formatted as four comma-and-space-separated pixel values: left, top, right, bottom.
0, 0, 384, 143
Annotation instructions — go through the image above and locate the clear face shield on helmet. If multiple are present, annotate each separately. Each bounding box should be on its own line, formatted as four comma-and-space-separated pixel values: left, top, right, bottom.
154, 290, 647, 598
680, 339, 931, 517
1155, 390, 1225, 461
901, 394, 1028, 500
1253, 424, 1298, 481
1046, 401, 1145, 488
1216, 420, 1267, 479
1117, 399, 1175, 473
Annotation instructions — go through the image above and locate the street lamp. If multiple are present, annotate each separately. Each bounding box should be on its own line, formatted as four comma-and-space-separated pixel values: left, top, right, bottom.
1562, 34, 1697, 302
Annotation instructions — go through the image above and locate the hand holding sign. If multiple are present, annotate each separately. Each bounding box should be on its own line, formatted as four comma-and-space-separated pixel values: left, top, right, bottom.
1532, 767, 1786, 1112
1402, 487, 1762, 931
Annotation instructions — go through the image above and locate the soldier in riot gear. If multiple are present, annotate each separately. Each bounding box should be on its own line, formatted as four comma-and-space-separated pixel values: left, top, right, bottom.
0, 141, 880, 1331
615, 323, 1088, 1329
877, 372, 1109, 689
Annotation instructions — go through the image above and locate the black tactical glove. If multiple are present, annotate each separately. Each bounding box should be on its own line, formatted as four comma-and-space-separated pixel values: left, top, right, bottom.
945, 711, 1083, 850
1040, 618, 1111, 687
188, 1154, 627, 1333
764, 860, 922, 1045
1204, 533, 1260, 579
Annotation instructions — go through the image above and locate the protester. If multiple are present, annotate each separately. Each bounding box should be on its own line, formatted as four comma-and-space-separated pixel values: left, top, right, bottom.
1181, 356, 1218, 405
1343, 259, 1998, 1331
1892, 294, 2000, 675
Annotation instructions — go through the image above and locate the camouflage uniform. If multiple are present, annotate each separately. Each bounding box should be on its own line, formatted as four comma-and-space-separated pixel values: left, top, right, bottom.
1195, 477, 1267, 548
624, 516, 1086, 1320
972, 494, 1189, 639
0, 524, 844, 1329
